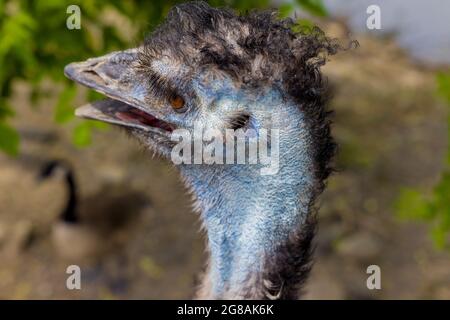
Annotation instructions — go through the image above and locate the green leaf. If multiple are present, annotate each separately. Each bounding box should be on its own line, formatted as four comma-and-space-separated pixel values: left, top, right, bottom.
292, 18, 315, 34
54, 85, 77, 123
431, 225, 448, 250
91, 120, 109, 131
87, 89, 105, 102
296, 0, 328, 17
436, 72, 450, 105
0, 122, 20, 156
72, 121, 92, 147
395, 188, 432, 220
279, 3, 294, 18
0, 101, 14, 120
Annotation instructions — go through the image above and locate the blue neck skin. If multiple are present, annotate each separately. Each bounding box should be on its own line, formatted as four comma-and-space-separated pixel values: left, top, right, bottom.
178, 99, 315, 297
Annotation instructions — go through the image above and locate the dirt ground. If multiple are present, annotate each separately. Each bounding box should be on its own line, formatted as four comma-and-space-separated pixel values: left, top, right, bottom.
0, 26, 449, 299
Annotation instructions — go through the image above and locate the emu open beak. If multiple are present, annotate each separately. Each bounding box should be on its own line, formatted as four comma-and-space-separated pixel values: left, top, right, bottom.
64, 49, 174, 133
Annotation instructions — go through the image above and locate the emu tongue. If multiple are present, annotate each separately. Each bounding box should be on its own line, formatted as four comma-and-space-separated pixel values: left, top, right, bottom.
75, 99, 174, 132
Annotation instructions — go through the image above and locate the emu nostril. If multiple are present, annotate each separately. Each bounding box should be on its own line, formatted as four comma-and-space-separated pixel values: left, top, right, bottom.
84, 69, 109, 85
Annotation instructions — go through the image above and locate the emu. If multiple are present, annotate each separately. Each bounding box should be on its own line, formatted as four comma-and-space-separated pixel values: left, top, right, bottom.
64, 1, 341, 299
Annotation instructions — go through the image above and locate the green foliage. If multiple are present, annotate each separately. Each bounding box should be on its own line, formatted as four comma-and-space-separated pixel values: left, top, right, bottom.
437, 72, 450, 164
437, 72, 450, 105
395, 72, 450, 249
297, 0, 328, 17
279, 3, 295, 18
279, 0, 328, 19
0, 0, 325, 154
208, 0, 269, 11
54, 85, 77, 124
0, 122, 19, 155
72, 120, 107, 147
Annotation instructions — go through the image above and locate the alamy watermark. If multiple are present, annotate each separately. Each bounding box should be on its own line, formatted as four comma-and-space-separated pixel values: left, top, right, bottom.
66, 5, 81, 30
366, 264, 381, 290
170, 125, 280, 175
66, 265, 81, 290
366, 5, 381, 30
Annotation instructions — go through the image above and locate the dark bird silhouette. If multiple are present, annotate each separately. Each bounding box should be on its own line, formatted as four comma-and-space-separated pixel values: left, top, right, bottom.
38, 160, 148, 262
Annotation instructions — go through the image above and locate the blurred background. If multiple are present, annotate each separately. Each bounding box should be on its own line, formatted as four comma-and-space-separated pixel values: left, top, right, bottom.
0, 0, 449, 299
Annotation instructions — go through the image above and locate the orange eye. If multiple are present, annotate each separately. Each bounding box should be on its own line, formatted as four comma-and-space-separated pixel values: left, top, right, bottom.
170, 95, 185, 110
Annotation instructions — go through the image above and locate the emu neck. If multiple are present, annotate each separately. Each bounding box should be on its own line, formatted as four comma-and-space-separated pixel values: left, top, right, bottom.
180, 120, 315, 299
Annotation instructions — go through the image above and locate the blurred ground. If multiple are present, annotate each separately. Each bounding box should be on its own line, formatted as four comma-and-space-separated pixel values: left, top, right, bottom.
0, 24, 449, 299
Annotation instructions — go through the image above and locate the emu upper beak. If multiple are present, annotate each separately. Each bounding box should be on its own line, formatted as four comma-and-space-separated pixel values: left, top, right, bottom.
64, 49, 174, 133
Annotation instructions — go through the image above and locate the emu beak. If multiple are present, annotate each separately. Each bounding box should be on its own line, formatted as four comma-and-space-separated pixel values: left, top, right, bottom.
64, 49, 174, 133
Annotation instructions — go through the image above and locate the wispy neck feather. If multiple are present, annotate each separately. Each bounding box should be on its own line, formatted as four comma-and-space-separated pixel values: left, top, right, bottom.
179, 109, 319, 299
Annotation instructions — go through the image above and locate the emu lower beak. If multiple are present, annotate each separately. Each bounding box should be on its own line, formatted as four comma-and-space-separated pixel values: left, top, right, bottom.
64, 49, 174, 133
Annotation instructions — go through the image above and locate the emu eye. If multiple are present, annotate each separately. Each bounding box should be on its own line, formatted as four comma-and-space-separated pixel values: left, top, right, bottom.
169, 95, 185, 111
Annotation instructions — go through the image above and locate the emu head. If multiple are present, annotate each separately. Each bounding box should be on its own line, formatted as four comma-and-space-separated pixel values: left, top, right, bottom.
65, 1, 341, 299
66, 1, 337, 163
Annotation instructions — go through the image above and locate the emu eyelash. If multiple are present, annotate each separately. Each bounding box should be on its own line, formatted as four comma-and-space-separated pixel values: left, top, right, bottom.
147, 73, 183, 104
147, 73, 172, 99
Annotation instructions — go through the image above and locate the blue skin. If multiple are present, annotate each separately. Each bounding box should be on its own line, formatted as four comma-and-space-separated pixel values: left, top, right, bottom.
176, 73, 316, 296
